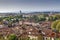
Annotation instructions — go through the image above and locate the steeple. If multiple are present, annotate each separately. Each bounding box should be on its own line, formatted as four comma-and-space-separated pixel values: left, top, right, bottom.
20, 10, 22, 13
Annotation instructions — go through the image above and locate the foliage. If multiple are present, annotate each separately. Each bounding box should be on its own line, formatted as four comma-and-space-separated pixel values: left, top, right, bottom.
8, 34, 18, 40
19, 37, 30, 40
31, 15, 39, 22
51, 20, 60, 32
55, 38, 60, 40
38, 35, 43, 40
56, 22, 60, 32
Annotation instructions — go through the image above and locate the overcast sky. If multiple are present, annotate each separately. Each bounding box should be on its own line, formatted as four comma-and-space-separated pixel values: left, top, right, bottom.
0, 0, 60, 12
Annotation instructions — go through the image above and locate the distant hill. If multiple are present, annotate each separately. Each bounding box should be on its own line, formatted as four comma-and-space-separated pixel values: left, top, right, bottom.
0, 11, 60, 17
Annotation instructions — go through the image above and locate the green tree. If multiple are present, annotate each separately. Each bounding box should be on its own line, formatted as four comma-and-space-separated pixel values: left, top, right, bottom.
38, 35, 43, 40
48, 16, 53, 21
19, 37, 30, 40
56, 38, 60, 40
8, 34, 18, 40
51, 20, 60, 33
56, 22, 60, 32
48, 15, 59, 21
32, 15, 39, 22
55, 14, 60, 19
51, 20, 60, 30
0, 17, 3, 22
38, 15, 46, 21
8, 21, 13, 27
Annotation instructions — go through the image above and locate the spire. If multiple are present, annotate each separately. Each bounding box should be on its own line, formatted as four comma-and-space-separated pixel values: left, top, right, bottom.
20, 10, 22, 13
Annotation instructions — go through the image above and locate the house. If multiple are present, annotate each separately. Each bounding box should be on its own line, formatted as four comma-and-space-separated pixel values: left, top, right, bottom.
42, 28, 56, 40
28, 35, 38, 40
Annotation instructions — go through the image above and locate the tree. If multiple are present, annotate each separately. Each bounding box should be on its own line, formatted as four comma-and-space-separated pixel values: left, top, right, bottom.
32, 15, 39, 22
15, 18, 19, 22
53, 16, 57, 21
48, 15, 59, 21
56, 22, 60, 32
0, 17, 3, 22
8, 21, 13, 27
55, 14, 60, 19
19, 37, 30, 40
38, 15, 46, 21
56, 37, 60, 40
38, 35, 43, 40
8, 34, 18, 40
48, 16, 53, 21
51, 20, 60, 30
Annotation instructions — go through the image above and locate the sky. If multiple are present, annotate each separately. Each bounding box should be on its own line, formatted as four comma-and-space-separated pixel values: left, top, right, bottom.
0, 0, 60, 12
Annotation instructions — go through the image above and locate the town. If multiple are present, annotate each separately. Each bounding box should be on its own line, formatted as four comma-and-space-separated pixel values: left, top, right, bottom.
0, 11, 60, 40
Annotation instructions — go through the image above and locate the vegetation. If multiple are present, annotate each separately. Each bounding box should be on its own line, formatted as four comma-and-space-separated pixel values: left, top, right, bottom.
8, 34, 18, 40
38, 35, 43, 40
51, 20, 60, 32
